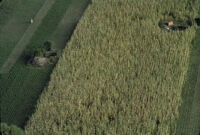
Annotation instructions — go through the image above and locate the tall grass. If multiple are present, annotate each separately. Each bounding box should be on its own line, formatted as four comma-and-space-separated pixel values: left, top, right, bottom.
25, 0, 199, 134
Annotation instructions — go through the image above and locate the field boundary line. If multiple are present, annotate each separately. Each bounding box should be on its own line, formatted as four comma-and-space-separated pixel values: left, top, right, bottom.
186, 66, 200, 135
51, 4, 80, 49
51, 1, 90, 50
0, 0, 56, 74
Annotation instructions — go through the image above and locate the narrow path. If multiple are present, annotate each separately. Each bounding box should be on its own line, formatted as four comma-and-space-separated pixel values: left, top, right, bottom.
0, 0, 56, 74
187, 66, 200, 135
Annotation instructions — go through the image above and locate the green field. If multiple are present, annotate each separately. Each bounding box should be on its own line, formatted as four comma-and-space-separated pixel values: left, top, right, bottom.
0, 0, 46, 66
0, 0, 90, 130
24, 0, 200, 134
176, 27, 200, 135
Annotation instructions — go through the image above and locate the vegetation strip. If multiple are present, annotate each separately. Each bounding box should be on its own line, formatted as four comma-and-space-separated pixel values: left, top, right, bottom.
51, 0, 90, 50
0, 0, 56, 73
187, 66, 200, 135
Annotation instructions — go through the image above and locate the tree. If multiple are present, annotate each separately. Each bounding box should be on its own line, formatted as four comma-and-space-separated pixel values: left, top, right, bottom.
44, 40, 55, 51
33, 47, 46, 57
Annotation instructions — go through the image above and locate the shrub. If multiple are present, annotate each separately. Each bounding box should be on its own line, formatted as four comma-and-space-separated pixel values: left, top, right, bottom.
0, 123, 24, 135
30, 40, 55, 57
33, 47, 46, 57
44, 40, 54, 51
25, 41, 55, 62
49, 56, 57, 63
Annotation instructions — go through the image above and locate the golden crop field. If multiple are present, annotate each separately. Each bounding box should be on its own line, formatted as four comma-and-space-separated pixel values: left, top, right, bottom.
25, 0, 199, 134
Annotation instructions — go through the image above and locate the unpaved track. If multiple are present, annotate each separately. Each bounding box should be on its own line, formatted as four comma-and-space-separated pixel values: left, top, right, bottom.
187, 66, 200, 135
0, 0, 56, 74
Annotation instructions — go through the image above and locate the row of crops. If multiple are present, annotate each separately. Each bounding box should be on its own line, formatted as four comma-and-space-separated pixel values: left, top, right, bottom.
24, 0, 200, 134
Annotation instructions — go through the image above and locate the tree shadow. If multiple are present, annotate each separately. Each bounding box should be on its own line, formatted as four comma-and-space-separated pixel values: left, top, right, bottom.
195, 18, 200, 26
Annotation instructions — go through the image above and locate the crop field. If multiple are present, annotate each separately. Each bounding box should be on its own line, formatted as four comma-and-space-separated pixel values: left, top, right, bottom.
24, 0, 200, 134
0, 0, 90, 130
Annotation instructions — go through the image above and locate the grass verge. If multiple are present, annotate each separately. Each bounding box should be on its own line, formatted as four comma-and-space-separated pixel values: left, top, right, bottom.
176, 27, 200, 135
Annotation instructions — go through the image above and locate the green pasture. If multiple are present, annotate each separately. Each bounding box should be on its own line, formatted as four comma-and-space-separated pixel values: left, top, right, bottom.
0, 0, 46, 66
0, 0, 90, 129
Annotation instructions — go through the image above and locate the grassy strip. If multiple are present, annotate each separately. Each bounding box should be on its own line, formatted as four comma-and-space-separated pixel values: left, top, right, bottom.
51, 0, 90, 50
25, 0, 199, 134
0, 0, 73, 128
176, 28, 200, 135
188, 66, 200, 135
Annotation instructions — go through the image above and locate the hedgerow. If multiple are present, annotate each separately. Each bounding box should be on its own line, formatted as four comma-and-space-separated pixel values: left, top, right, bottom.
25, 0, 199, 134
